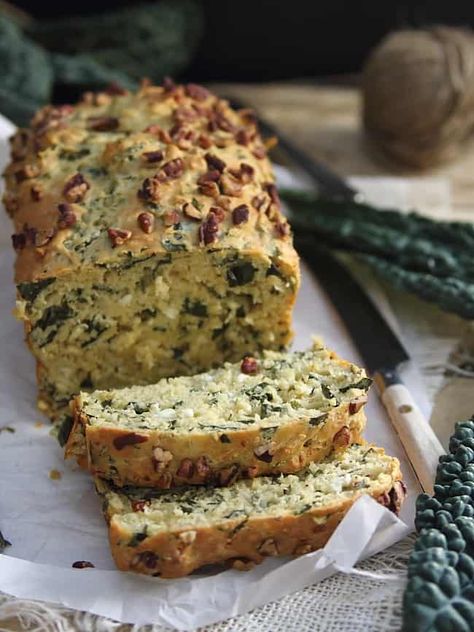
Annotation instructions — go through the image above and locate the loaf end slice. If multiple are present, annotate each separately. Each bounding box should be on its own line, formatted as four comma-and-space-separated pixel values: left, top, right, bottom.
4, 82, 299, 425
66, 342, 371, 487
96, 444, 405, 578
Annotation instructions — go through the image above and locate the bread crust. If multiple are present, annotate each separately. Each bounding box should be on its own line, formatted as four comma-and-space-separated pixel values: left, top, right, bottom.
67, 401, 366, 487
98, 452, 403, 577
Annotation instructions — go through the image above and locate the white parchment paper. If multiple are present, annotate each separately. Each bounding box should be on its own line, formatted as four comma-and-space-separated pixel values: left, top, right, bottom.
0, 113, 420, 630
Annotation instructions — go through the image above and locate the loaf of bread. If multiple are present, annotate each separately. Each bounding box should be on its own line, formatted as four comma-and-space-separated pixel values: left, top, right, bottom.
96, 444, 405, 578
3, 81, 299, 433
66, 342, 371, 487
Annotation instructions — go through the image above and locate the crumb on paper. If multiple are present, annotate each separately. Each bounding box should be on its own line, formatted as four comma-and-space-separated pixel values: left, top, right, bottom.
49, 469, 62, 480
72, 560, 95, 569
34, 421, 44, 428
0, 426, 15, 434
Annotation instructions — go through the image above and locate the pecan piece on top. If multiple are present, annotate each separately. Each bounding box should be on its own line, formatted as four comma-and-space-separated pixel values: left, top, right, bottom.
14, 164, 40, 183
162, 158, 184, 179
131, 499, 150, 512
107, 227, 132, 248
251, 195, 266, 211
142, 150, 164, 165
198, 180, 220, 198
219, 174, 242, 197
241, 356, 259, 375
198, 212, 219, 245
57, 203, 77, 229
275, 221, 289, 237
63, 173, 90, 203
137, 211, 154, 234
232, 204, 249, 226
87, 116, 119, 131
138, 176, 160, 202
205, 153, 226, 172
185, 83, 210, 101
163, 210, 180, 227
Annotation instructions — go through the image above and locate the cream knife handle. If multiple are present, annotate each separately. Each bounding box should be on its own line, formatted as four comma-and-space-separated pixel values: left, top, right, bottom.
375, 375, 445, 496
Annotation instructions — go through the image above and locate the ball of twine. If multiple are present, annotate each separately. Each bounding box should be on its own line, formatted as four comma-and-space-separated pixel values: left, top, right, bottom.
362, 26, 474, 169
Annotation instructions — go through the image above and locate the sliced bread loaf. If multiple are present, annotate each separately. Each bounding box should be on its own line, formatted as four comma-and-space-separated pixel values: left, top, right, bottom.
66, 342, 371, 487
96, 444, 405, 577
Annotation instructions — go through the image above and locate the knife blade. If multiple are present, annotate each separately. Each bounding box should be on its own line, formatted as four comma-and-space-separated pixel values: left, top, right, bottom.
226, 96, 359, 203
296, 238, 444, 494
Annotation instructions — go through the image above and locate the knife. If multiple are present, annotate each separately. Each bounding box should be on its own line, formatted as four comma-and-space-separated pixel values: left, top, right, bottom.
295, 239, 445, 495
226, 96, 359, 203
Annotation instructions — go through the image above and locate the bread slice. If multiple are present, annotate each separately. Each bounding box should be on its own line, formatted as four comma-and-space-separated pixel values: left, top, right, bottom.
96, 444, 405, 578
66, 342, 371, 487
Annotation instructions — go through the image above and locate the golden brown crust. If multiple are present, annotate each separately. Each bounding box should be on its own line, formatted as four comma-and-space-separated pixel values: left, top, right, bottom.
4, 82, 298, 284
100, 454, 403, 578
66, 401, 366, 487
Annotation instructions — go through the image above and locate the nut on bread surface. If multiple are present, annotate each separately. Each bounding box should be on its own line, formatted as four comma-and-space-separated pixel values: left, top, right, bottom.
96, 444, 404, 577
66, 342, 371, 487
3, 81, 299, 423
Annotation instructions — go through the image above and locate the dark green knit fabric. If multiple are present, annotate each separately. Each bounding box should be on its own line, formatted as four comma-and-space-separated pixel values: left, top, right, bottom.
281, 189, 474, 320
0, 1, 203, 126
403, 418, 474, 632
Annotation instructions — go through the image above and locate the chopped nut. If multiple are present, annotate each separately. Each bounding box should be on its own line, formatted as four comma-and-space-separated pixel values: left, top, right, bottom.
87, 116, 119, 131
152, 446, 173, 472
199, 212, 220, 245
275, 221, 289, 237
220, 174, 242, 197
131, 500, 150, 512
195, 456, 211, 481
49, 469, 62, 480
132, 551, 158, 569
113, 432, 147, 450
229, 163, 255, 183
251, 195, 266, 211
72, 560, 95, 569
265, 182, 280, 205
163, 210, 180, 226
162, 158, 184, 179
205, 153, 226, 172
235, 129, 252, 145
209, 206, 225, 222
183, 202, 202, 221
142, 149, 164, 164
387, 480, 407, 515
232, 204, 249, 225
178, 530, 197, 545
252, 146, 266, 159
349, 395, 368, 415
197, 170, 221, 185
185, 83, 210, 101
198, 134, 212, 149
107, 227, 132, 248
254, 442, 276, 463
137, 212, 154, 234
63, 173, 90, 203
14, 164, 40, 183
241, 356, 259, 374
138, 176, 160, 202
11, 233, 26, 250
57, 203, 77, 229
144, 124, 172, 143
333, 426, 351, 449
258, 539, 278, 556
177, 458, 194, 478
198, 180, 220, 198
30, 183, 43, 201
